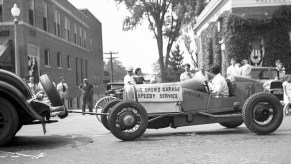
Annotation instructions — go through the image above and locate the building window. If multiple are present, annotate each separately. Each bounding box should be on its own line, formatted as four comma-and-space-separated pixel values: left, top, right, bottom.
67, 18, 70, 41
43, 2, 48, 31
83, 31, 87, 48
0, 0, 3, 22
79, 27, 82, 46
85, 60, 88, 78
29, 0, 35, 26
44, 49, 50, 66
90, 39, 93, 51
57, 53, 62, 67
54, 11, 61, 37
75, 58, 79, 85
80, 59, 84, 81
67, 55, 71, 69
74, 24, 77, 44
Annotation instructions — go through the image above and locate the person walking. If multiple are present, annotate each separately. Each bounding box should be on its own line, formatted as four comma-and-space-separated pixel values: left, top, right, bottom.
56, 76, 68, 105
133, 68, 146, 84
227, 58, 240, 76
180, 63, 194, 81
79, 79, 94, 114
283, 75, 291, 115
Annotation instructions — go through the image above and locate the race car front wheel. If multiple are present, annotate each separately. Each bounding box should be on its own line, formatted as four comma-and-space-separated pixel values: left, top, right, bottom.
108, 101, 148, 141
0, 97, 19, 147
242, 92, 283, 135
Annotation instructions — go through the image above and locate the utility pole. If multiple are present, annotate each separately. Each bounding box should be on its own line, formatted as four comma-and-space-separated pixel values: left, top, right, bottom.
104, 51, 118, 82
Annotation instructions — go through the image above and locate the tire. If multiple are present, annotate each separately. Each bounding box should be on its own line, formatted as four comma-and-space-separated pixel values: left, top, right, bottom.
39, 74, 68, 119
242, 92, 283, 135
0, 98, 19, 147
219, 121, 243, 128
108, 101, 148, 141
94, 96, 117, 122
101, 99, 121, 130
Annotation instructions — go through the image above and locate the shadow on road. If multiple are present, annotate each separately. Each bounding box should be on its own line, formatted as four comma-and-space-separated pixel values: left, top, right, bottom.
0, 134, 94, 151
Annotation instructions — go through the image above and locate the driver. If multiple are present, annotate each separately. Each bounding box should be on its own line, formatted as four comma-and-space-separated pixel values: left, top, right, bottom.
208, 65, 229, 97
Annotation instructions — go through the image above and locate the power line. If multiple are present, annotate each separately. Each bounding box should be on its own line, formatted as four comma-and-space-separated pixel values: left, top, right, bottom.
104, 51, 118, 82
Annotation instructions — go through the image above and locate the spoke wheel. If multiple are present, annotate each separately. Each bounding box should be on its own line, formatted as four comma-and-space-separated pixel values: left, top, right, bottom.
101, 99, 121, 130
94, 96, 116, 122
108, 101, 148, 141
0, 98, 19, 147
242, 92, 283, 135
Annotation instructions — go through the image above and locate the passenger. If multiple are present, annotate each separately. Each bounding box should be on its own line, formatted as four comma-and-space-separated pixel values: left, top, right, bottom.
208, 64, 229, 97
124, 66, 135, 100
283, 75, 291, 115
227, 58, 240, 76
180, 63, 194, 81
133, 68, 146, 84
193, 62, 209, 82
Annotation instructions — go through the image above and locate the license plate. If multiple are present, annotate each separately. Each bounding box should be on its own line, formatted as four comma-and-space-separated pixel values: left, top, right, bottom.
273, 90, 283, 95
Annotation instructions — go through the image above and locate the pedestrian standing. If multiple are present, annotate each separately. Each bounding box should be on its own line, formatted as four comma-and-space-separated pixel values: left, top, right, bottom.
283, 75, 291, 115
79, 79, 94, 114
277, 62, 286, 80
240, 59, 252, 78
133, 68, 146, 84
227, 58, 240, 77
56, 76, 68, 105
180, 63, 194, 81
193, 62, 209, 82
27, 76, 38, 96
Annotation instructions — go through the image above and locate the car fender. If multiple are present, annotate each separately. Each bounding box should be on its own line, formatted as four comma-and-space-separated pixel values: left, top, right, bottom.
0, 81, 45, 122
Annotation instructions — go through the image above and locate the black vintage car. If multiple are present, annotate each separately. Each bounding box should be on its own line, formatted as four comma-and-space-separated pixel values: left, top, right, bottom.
250, 67, 284, 101
0, 69, 67, 146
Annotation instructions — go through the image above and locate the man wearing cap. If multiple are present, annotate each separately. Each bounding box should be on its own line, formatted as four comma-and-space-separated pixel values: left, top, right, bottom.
78, 79, 94, 114
180, 63, 195, 81
124, 66, 136, 100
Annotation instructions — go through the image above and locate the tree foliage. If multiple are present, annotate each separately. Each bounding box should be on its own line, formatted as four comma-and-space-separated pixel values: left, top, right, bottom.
104, 59, 126, 81
165, 44, 184, 82
114, 0, 206, 82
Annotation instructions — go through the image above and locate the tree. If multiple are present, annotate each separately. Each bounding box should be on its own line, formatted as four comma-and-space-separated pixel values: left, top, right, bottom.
114, 0, 206, 82
165, 44, 184, 82
104, 59, 126, 82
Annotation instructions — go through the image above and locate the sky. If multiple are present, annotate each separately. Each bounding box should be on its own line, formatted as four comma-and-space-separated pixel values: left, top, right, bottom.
68, 0, 159, 74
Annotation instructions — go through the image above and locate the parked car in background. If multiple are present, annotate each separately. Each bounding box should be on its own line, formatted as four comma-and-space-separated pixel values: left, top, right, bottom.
250, 67, 283, 101
105, 82, 124, 99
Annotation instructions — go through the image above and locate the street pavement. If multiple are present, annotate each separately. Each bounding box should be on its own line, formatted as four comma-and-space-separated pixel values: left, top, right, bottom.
1, 110, 291, 164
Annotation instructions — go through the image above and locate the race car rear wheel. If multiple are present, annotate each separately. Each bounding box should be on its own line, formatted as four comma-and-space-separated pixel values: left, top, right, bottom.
108, 101, 148, 141
94, 96, 117, 122
219, 120, 243, 128
242, 92, 283, 135
39, 74, 68, 119
101, 99, 121, 130
0, 97, 19, 147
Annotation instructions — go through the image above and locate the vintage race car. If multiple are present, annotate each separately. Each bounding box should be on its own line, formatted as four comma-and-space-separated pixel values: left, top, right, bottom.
101, 75, 283, 141
0, 69, 67, 147
250, 67, 283, 101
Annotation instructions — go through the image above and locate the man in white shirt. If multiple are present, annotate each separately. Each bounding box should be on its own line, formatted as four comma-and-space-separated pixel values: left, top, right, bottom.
193, 62, 209, 82
227, 58, 240, 76
56, 76, 68, 104
124, 66, 136, 100
240, 59, 252, 78
209, 65, 229, 97
180, 63, 195, 81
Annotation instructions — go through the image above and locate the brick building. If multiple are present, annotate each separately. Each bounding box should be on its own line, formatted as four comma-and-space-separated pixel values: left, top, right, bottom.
194, 0, 291, 74
0, 0, 104, 108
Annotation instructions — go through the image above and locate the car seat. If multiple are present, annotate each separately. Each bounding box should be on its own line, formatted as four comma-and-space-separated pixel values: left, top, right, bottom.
226, 76, 236, 97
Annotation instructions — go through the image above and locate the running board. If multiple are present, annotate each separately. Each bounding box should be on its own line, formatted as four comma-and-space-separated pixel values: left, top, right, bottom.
197, 111, 242, 118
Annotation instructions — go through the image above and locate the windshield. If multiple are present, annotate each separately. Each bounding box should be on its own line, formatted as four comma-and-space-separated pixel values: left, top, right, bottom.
250, 69, 278, 80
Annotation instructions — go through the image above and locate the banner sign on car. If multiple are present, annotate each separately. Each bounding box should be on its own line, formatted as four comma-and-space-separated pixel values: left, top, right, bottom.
135, 84, 183, 102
